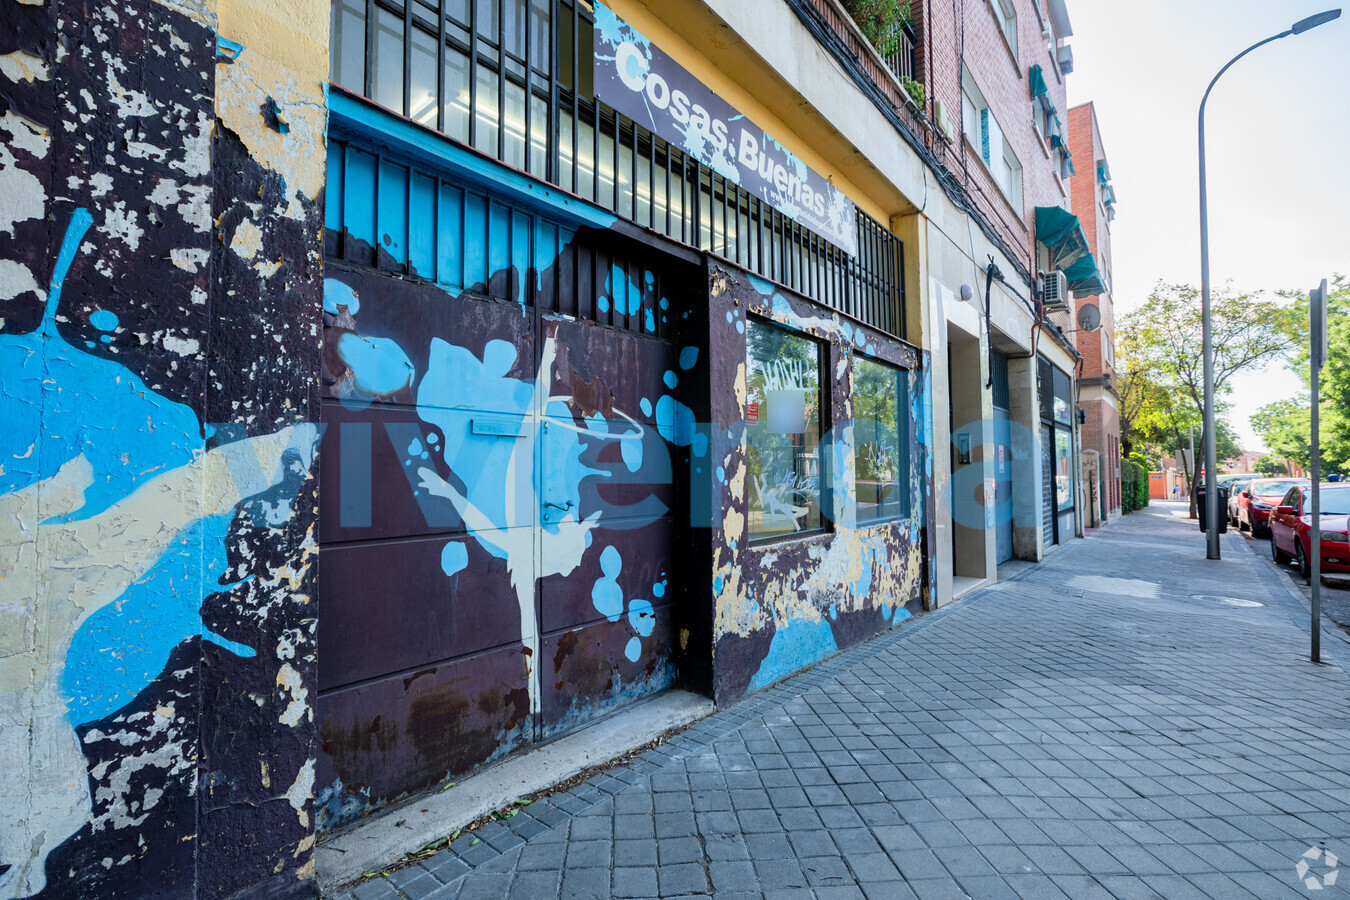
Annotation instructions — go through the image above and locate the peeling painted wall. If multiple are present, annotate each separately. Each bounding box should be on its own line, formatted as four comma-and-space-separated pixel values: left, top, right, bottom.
0, 0, 326, 896
706, 262, 933, 705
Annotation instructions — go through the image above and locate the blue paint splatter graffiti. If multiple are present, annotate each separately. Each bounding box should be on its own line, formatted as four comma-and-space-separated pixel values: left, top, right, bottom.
0, 211, 318, 897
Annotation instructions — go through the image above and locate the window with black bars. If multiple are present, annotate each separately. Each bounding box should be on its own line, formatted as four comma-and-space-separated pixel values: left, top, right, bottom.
328, 0, 905, 338
325, 136, 680, 338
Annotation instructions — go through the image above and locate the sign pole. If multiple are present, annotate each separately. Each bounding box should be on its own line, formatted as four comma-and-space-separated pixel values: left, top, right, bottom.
1311, 278, 1328, 664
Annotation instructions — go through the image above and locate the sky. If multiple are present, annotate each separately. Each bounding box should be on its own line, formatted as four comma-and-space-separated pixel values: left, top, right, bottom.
1064, 0, 1350, 451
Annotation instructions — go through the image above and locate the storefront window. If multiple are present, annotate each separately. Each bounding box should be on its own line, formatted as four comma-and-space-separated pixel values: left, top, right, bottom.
1055, 427, 1073, 510
853, 356, 909, 524
1053, 366, 1071, 425
747, 320, 825, 540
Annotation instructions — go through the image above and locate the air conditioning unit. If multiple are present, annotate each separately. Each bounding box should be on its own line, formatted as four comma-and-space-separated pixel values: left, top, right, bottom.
1041, 269, 1070, 311
1058, 44, 1074, 74
933, 98, 954, 140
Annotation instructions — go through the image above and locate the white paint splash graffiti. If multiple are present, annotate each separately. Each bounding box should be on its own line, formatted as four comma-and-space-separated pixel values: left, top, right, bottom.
415, 334, 645, 714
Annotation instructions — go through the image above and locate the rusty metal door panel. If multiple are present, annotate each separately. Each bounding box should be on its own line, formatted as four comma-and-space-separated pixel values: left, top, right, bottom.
534, 313, 682, 736
538, 515, 676, 635
539, 604, 677, 740
315, 644, 531, 830
547, 317, 674, 415
318, 536, 521, 692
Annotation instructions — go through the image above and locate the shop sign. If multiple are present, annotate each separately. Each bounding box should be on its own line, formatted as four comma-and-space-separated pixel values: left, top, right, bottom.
594, 3, 859, 256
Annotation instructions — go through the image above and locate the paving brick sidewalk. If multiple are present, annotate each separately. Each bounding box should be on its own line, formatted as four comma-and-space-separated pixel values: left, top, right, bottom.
333, 505, 1350, 899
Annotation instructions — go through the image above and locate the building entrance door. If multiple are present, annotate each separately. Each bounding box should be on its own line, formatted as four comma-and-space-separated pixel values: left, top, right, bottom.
991, 350, 1013, 563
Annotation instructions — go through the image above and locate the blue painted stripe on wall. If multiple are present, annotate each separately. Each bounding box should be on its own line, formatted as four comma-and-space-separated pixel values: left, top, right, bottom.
345, 147, 377, 249
436, 183, 462, 287
409, 171, 436, 278
378, 160, 409, 264
326, 142, 344, 233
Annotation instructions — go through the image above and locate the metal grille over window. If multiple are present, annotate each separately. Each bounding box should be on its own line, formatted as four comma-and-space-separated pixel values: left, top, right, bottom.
325, 138, 674, 336
327, 0, 905, 338
330, 0, 553, 173
746, 320, 826, 540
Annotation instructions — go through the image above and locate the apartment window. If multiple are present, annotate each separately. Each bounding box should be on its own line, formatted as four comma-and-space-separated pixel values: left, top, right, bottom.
854, 356, 910, 524
746, 319, 827, 541
1057, 147, 1075, 180
1044, 10, 1060, 73
992, 0, 1017, 57
962, 70, 1023, 211
1000, 138, 1024, 210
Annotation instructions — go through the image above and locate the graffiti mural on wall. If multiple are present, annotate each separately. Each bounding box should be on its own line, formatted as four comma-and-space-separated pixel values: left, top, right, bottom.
706, 264, 932, 703
324, 274, 663, 718
1, 0, 327, 895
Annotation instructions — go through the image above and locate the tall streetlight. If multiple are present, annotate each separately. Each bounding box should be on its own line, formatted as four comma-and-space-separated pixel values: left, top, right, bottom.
1197, 8, 1341, 560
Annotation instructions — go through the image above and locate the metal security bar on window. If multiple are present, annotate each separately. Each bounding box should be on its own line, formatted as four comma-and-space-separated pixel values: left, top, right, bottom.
329, 0, 904, 338
325, 136, 674, 338
331, 0, 553, 176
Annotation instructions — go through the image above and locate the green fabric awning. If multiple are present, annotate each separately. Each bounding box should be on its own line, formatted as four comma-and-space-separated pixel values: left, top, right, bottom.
1049, 133, 1064, 150
1034, 205, 1090, 269
1062, 149, 1076, 176
1029, 64, 1048, 98
1097, 160, 1112, 184
1062, 254, 1107, 296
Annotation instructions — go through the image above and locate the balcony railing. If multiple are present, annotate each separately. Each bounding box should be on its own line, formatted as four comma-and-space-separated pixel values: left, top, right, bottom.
802, 0, 921, 113
883, 24, 917, 84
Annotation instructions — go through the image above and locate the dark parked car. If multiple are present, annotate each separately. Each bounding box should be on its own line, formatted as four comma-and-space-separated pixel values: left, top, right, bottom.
1269, 484, 1350, 578
1227, 477, 1255, 526
1239, 478, 1309, 535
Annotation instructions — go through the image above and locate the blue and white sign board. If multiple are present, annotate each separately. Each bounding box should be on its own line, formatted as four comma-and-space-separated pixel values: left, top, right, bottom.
594, 3, 859, 257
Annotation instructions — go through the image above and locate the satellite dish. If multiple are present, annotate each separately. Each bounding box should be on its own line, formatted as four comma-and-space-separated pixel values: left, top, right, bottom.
1077, 303, 1102, 332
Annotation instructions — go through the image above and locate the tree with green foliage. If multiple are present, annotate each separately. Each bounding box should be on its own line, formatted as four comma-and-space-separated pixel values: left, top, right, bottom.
1250, 275, 1350, 477
1254, 454, 1291, 477
1117, 282, 1302, 516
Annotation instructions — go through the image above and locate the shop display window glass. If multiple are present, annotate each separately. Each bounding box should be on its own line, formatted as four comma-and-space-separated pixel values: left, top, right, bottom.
853, 356, 909, 524
1055, 427, 1074, 510
747, 320, 826, 540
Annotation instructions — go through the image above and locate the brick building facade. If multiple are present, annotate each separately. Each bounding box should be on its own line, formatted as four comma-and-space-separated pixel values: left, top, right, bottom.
912, 0, 1089, 590
1067, 101, 1122, 521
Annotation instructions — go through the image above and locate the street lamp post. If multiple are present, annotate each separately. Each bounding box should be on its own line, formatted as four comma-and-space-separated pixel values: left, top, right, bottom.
1197, 8, 1341, 560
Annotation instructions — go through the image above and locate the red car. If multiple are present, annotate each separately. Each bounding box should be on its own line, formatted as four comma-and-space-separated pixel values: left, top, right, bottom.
1238, 478, 1309, 535
1269, 484, 1350, 578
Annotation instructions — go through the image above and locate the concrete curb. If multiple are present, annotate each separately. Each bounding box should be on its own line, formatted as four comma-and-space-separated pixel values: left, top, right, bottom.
316, 690, 713, 892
